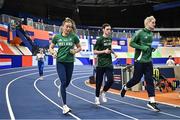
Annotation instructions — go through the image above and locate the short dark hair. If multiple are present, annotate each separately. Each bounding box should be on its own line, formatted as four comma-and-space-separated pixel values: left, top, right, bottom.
169, 55, 172, 58
102, 23, 111, 29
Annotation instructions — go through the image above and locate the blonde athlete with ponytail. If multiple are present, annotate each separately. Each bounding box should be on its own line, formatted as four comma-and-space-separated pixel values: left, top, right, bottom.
49, 18, 81, 114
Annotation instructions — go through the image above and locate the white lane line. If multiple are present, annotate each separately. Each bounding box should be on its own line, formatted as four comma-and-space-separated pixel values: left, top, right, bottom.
55, 77, 138, 120
34, 73, 81, 120
4, 67, 89, 119
86, 84, 180, 108
0, 68, 37, 77
5, 68, 88, 120
6, 72, 40, 120
68, 91, 138, 120
4, 66, 180, 119
107, 97, 180, 119
70, 75, 138, 120
54, 77, 138, 120
0, 66, 55, 77
84, 83, 180, 118
34, 70, 139, 119
1, 66, 88, 77
0, 65, 56, 72
5, 69, 56, 120
71, 76, 180, 119
0, 66, 35, 72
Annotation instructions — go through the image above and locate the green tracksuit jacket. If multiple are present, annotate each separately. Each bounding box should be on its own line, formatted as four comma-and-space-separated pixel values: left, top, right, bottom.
130, 28, 153, 63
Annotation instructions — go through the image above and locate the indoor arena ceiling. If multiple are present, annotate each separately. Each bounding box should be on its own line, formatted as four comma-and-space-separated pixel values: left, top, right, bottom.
2, 0, 180, 27
55, 0, 178, 7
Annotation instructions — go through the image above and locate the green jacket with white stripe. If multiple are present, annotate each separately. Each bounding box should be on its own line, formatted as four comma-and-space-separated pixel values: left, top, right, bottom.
130, 28, 153, 63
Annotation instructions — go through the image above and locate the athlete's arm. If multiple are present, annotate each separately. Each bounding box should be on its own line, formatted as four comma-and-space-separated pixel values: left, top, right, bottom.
75, 43, 82, 53
49, 43, 57, 57
130, 31, 149, 51
111, 49, 118, 58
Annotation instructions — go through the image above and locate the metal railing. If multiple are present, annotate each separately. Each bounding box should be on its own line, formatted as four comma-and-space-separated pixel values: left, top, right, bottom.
1, 14, 180, 47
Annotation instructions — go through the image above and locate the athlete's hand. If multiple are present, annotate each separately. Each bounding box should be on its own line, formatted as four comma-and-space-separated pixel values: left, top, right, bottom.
70, 49, 76, 55
151, 48, 156, 52
104, 48, 111, 54
114, 53, 118, 58
141, 46, 149, 52
51, 51, 57, 58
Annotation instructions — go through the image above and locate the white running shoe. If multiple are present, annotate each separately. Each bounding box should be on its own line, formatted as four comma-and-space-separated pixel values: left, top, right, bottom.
62, 105, 71, 114
95, 97, 100, 105
39, 76, 43, 80
100, 91, 107, 103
